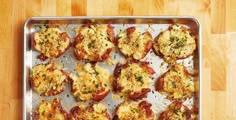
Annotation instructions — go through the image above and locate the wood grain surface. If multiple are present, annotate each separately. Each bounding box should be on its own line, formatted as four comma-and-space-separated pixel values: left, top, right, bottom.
0, 0, 236, 119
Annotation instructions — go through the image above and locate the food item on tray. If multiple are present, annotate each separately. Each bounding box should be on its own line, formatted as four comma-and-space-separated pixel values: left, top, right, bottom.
113, 100, 155, 120
32, 27, 70, 61
155, 64, 194, 100
69, 63, 111, 101
30, 62, 68, 96
73, 24, 115, 62
159, 102, 192, 120
113, 61, 155, 100
70, 103, 111, 120
33, 98, 68, 120
117, 26, 153, 60
153, 24, 196, 63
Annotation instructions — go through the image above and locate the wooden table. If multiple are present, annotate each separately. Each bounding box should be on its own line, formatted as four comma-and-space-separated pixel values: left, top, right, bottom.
0, 0, 235, 119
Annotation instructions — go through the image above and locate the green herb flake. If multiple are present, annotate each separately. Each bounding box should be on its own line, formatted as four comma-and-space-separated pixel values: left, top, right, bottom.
39, 42, 44, 45
133, 108, 139, 113
136, 76, 143, 82
42, 74, 46, 77
170, 37, 175, 43
94, 71, 99, 75
173, 109, 178, 115
42, 111, 45, 115
88, 43, 92, 48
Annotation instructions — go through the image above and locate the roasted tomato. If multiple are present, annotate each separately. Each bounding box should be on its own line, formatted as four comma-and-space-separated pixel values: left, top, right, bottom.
159, 102, 193, 120
32, 27, 70, 61
73, 24, 115, 62
70, 103, 111, 120
31, 62, 68, 96
155, 64, 195, 100
69, 63, 111, 101
117, 26, 153, 60
33, 98, 68, 120
153, 24, 196, 63
113, 61, 155, 100
113, 100, 155, 120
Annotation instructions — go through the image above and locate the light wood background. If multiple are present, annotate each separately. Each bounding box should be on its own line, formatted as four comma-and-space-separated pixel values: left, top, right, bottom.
0, 0, 236, 119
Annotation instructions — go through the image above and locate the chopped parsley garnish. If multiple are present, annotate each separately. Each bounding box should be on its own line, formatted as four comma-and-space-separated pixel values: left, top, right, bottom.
42, 74, 46, 77
88, 43, 94, 48
48, 113, 52, 118
135, 75, 143, 81
42, 110, 45, 115
39, 42, 44, 45
95, 84, 99, 88
82, 90, 93, 94
94, 70, 99, 75
170, 37, 175, 43
173, 109, 179, 115
133, 108, 139, 113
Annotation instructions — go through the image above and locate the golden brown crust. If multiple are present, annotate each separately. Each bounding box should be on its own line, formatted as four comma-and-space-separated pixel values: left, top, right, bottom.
113, 101, 155, 120
155, 64, 195, 100
33, 98, 68, 120
113, 60, 155, 100
117, 27, 153, 60
159, 102, 192, 120
153, 24, 196, 63
31, 62, 68, 96
33, 28, 71, 61
69, 63, 111, 101
69, 103, 111, 120
73, 24, 115, 62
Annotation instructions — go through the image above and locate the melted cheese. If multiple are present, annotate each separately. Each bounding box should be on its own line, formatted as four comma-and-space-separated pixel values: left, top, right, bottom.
71, 63, 111, 101
118, 28, 152, 60
163, 64, 194, 99
73, 103, 109, 120
117, 63, 152, 95
75, 25, 114, 61
34, 28, 70, 57
31, 63, 67, 96
116, 101, 153, 120
37, 99, 66, 120
153, 24, 196, 63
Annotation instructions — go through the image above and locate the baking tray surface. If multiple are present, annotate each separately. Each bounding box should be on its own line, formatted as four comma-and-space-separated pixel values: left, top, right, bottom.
23, 16, 201, 120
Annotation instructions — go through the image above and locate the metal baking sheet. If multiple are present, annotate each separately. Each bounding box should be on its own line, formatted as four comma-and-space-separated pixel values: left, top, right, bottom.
23, 16, 201, 120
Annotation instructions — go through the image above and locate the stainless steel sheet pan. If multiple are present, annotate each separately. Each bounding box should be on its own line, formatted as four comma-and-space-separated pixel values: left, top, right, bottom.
23, 16, 201, 120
